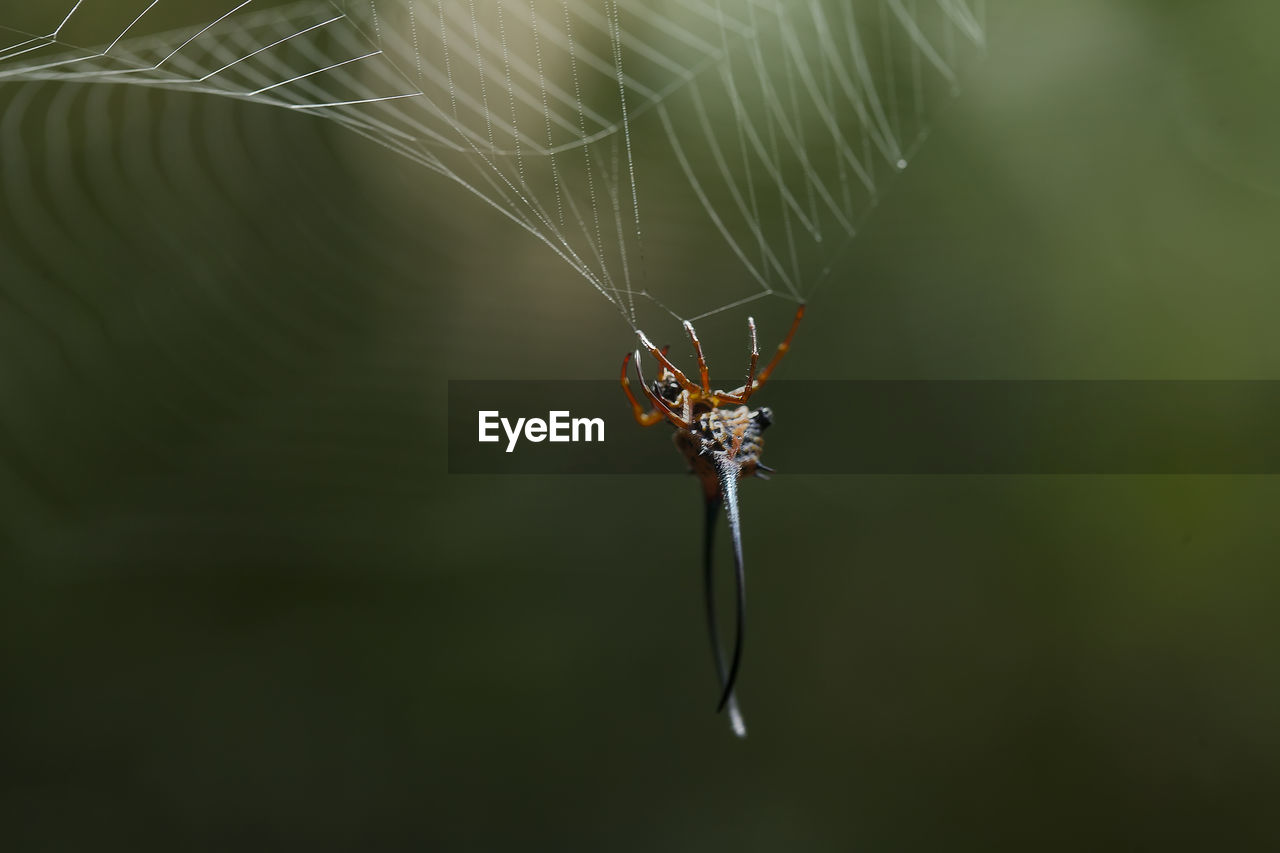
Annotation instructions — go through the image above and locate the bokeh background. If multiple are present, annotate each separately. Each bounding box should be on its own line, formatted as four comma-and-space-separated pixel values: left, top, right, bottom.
4, 1, 1280, 849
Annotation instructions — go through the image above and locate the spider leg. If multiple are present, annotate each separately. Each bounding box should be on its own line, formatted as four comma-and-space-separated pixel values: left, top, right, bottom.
754, 302, 806, 390
620, 352, 667, 427
682, 320, 712, 394
637, 329, 701, 396
632, 348, 691, 430
708, 450, 747, 728
716, 316, 761, 406
703, 494, 747, 738
742, 316, 761, 401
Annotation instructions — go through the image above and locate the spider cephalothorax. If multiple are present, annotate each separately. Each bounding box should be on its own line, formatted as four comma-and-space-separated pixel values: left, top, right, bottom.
621, 305, 802, 495
653, 373, 685, 408
619, 304, 804, 737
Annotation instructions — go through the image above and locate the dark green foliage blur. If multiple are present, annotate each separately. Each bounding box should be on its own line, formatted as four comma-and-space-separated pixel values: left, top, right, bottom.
3, 2, 1280, 849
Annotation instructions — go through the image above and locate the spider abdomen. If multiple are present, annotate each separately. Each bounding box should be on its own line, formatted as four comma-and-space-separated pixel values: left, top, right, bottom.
672, 405, 772, 498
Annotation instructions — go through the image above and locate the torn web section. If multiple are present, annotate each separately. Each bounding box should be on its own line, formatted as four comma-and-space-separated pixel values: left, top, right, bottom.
0, 0, 987, 340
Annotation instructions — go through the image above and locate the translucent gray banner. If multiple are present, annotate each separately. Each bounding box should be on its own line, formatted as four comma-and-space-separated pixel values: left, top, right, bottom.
448, 381, 1280, 474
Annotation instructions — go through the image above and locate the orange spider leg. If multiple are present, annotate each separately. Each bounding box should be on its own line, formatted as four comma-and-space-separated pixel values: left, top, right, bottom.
714, 315, 761, 405
620, 352, 667, 426
742, 316, 760, 398
754, 302, 805, 389
637, 329, 701, 396
631, 349, 691, 430
682, 320, 712, 394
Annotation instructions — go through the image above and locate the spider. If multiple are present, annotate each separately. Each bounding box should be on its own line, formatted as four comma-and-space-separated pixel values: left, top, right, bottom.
620, 303, 805, 738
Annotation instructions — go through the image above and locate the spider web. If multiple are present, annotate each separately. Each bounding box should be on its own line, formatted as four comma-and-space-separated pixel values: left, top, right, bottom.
0, 0, 985, 330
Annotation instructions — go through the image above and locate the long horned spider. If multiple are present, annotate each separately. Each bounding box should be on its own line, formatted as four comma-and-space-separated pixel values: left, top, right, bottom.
620, 303, 805, 737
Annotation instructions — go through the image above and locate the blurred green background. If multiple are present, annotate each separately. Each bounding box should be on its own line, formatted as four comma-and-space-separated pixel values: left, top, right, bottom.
3, 1, 1280, 849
